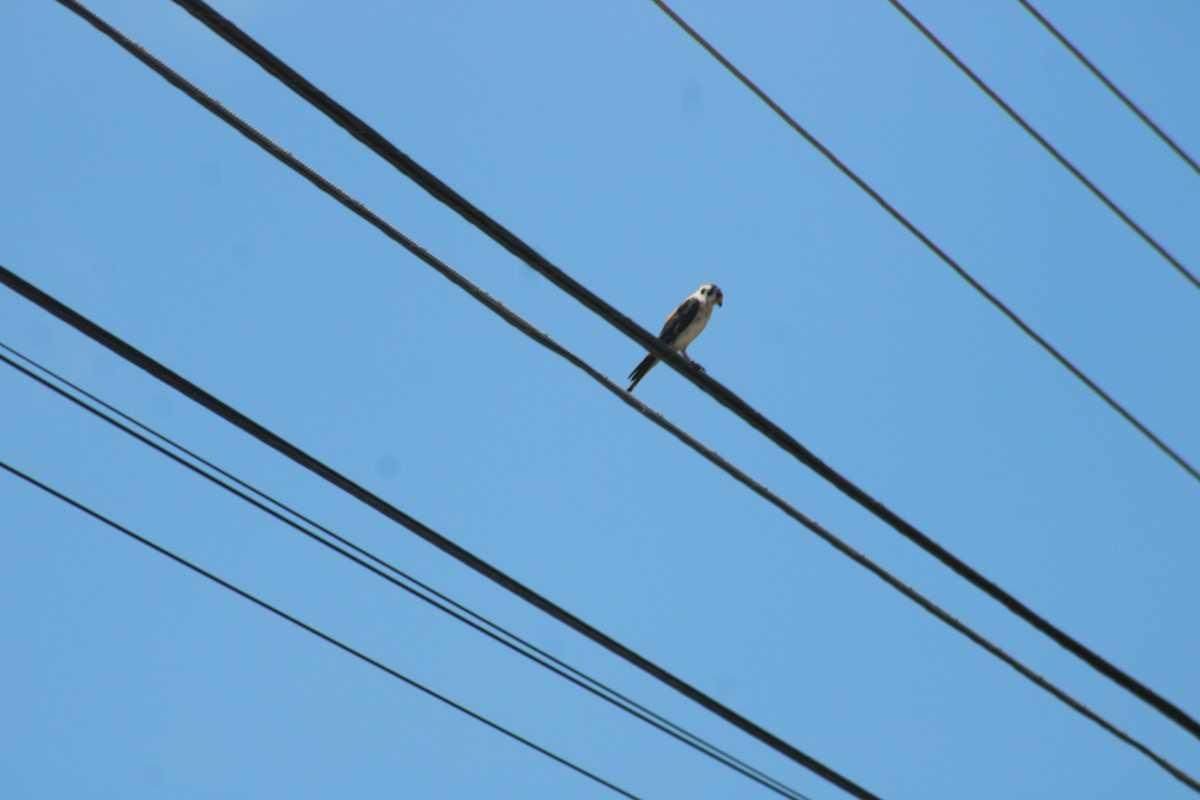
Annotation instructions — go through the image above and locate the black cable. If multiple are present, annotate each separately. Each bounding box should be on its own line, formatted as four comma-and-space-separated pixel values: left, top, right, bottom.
28, 0, 1200, 783
1017, 0, 1200, 178
6, 262, 1199, 800
5, 331, 1198, 793
0, 277, 872, 800
41, 6, 881, 797
0, 459, 645, 800
887, 0, 1200, 291
149, 0, 1200, 743
162, 0, 1200, 493
644, 0, 1200, 735
646, 0, 1200, 494
0, 343, 814, 800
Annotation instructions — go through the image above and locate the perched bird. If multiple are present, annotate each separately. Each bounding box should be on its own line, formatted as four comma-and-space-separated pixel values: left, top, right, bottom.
627, 283, 723, 392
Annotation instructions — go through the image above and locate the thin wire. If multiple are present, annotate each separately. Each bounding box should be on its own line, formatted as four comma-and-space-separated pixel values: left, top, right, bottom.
885, 0, 1200, 294
645, 0, 1200, 738
4, 277, 1195, 800
647, 0, 1200, 491
1018, 0, 1200, 178
0, 459, 645, 800
6, 277, 1199, 794
162, 0, 1200, 493
153, 0, 1200, 733
154, 0, 1200, 742
43, 4, 879, 798
31, 0, 1200, 785
0, 343, 814, 800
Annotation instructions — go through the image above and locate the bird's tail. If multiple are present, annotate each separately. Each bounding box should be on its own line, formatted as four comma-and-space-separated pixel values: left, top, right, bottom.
626, 354, 658, 392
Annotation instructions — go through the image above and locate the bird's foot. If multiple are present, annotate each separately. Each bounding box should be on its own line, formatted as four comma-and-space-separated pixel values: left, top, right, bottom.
679, 351, 704, 373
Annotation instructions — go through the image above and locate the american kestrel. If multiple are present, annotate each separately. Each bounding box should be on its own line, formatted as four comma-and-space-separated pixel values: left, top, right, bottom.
627, 283, 723, 392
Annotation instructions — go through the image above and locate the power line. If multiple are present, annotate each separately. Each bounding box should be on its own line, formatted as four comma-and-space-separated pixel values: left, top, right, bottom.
34, 0, 1200, 781
6, 263, 1198, 795
0, 459, 646, 800
0, 342, 814, 800
158, 0, 1200, 749
1018, 0, 1200, 179
41, 6, 881, 798
0, 285, 877, 800
644, 0, 1200, 738
164, 0, 1200, 490
8, 315, 1200, 799
884, 0, 1200, 294
155, 0, 1200, 730
644, 0, 1200, 491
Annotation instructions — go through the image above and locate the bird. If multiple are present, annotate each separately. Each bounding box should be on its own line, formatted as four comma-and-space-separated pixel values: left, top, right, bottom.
627, 283, 723, 392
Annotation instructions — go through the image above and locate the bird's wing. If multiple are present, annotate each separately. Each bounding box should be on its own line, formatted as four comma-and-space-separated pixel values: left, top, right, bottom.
658, 297, 701, 344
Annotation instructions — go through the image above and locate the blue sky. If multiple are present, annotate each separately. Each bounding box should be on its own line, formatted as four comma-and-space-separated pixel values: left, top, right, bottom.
2, 1, 1199, 798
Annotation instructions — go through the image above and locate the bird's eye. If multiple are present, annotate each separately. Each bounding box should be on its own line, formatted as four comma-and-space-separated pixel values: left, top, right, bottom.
701, 288, 708, 294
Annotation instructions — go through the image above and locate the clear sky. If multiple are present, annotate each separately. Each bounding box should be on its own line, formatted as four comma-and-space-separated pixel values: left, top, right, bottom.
2, 1, 1199, 798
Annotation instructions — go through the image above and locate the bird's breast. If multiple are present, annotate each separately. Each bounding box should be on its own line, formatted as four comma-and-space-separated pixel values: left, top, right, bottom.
672, 304, 712, 349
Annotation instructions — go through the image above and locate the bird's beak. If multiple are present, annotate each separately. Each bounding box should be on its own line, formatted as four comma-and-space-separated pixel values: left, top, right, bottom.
717, 295, 723, 307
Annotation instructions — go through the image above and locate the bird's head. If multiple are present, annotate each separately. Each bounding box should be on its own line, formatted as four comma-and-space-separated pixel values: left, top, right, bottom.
698, 283, 723, 307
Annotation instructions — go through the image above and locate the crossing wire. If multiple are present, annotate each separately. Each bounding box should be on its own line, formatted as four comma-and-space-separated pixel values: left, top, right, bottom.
0, 341, 815, 800
151, 0, 1200, 743
0, 459, 646, 800
1018, 0, 1200, 179
885, 0, 1200, 292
